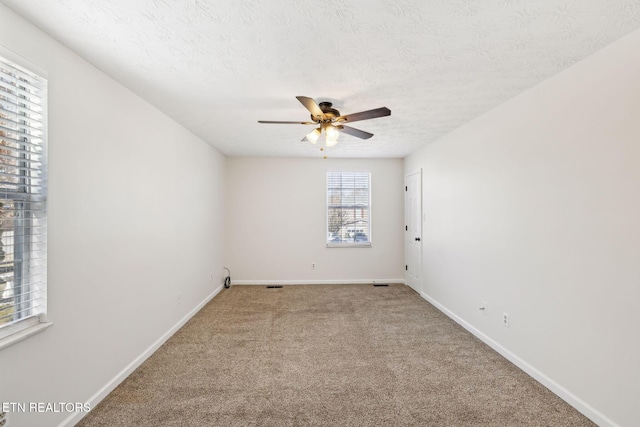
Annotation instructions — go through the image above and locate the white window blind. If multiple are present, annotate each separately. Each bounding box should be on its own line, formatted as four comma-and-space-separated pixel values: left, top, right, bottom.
0, 53, 47, 340
327, 171, 371, 246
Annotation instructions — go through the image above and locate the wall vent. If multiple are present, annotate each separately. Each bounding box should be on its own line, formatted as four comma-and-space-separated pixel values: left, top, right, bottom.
373, 284, 389, 287
266, 285, 283, 289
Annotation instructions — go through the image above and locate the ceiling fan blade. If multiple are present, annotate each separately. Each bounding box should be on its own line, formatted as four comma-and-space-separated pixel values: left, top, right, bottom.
258, 120, 317, 124
296, 96, 326, 120
336, 107, 391, 124
337, 125, 374, 139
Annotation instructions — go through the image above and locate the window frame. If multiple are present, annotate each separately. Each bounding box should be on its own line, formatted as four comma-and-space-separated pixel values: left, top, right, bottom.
0, 46, 50, 350
326, 171, 372, 248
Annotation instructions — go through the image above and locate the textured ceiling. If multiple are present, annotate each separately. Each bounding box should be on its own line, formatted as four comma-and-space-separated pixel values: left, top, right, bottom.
2, 0, 640, 158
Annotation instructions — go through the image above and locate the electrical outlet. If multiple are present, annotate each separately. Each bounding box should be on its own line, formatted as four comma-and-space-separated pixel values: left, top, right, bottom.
311, 262, 316, 270
209, 272, 213, 279
177, 292, 182, 306
503, 312, 509, 327
479, 301, 487, 315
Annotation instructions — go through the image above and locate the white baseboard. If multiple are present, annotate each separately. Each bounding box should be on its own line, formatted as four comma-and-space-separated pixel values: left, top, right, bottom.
59, 284, 225, 427
231, 279, 406, 286
420, 291, 619, 427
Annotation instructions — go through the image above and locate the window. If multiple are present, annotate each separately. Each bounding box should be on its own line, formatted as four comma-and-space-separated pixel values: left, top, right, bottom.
0, 52, 48, 345
327, 171, 371, 246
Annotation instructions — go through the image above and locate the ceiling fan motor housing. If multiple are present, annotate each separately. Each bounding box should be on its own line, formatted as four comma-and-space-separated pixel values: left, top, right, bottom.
316, 102, 340, 121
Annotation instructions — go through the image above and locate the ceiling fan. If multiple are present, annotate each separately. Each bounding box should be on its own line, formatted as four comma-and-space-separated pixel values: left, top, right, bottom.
258, 96, 391, 147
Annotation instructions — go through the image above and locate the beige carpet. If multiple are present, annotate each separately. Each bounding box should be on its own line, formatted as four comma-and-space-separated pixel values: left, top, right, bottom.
78, 284, 594, 426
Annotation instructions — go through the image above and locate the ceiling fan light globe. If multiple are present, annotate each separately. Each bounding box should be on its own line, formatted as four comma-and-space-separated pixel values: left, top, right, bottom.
305, 128, 321, 144
325, 125, 339, 141
325, 136, 338, 147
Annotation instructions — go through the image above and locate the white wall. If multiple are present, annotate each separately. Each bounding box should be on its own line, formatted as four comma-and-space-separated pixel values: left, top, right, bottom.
0, 5, 227, 426
225, 157, 404, 284
405, 29, 640, 427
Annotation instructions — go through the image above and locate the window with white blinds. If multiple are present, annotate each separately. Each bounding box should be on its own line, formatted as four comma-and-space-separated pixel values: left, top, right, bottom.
0, 53, 48, 341
327, 172, 371, 246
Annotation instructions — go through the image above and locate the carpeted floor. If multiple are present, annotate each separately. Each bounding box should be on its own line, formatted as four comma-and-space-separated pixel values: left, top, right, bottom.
77, 284, 595, 426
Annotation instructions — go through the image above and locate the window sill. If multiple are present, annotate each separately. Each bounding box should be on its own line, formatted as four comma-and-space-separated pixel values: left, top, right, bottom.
0, 321, 53, 351
326, 243, 372, 248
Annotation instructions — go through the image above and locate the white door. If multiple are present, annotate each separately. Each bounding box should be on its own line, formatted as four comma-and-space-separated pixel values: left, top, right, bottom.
405, 170, 422, 294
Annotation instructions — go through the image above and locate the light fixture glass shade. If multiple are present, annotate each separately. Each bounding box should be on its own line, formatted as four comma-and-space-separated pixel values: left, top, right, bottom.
304, 128, 321, 144
325, 125, 339, 146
